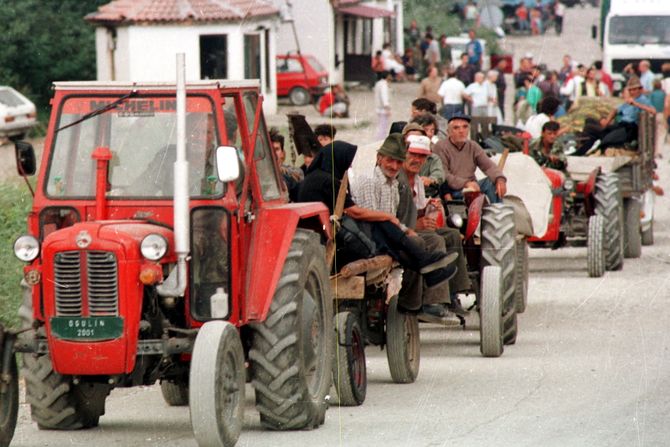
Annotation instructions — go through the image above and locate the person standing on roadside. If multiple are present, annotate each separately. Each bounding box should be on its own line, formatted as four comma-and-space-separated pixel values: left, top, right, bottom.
639, 60, 655, 94
553, 0, 565, 35
493, 58, 508, 120
465, 29, 482, 70
439, 35, 452, 69
465, 72, 489, 117
418, 66, 443, 106
424, 33, 441, 75
455, 53, 476, 86
375, 71, 393, 139
438, 68, 470, 120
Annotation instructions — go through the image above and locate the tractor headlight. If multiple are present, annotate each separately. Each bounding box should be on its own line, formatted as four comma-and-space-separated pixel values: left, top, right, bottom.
564, 178, 575, 191
141, 234, 168, 261
14, 235, 40, 262
449, 213, 464, 228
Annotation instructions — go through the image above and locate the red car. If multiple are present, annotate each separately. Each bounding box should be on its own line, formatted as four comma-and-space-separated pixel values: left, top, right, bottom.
276, 54, 329, 105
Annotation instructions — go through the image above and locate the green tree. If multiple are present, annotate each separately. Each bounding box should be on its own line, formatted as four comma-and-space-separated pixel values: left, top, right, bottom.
0, 0, 108, 114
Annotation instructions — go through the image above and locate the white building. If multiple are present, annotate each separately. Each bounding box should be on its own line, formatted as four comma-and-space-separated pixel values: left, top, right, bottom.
275, 0, 403, 85
86, 0, 280, 113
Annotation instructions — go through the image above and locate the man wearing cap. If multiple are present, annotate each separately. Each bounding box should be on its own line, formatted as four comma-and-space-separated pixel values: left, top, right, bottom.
404, 120, 444, 197
433, 113, 507, 204
399, 134, 471, 319
599, 77, 655, 150
351, 133, 458, 312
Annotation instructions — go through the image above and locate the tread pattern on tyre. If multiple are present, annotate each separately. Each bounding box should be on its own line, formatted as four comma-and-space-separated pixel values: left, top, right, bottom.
641, 220, 654, 246
587, 215, 605, 278
623, 198, 642, 258
20, 283, 109, 430
513, 237, 529, 314
481, 204, 517, 347
160, 380, 189, 407
249, 229, 332, 430
480, 266, 503, 357
594, 174, 624, 270
0, 342, 18, 447
332, 312, 366, 406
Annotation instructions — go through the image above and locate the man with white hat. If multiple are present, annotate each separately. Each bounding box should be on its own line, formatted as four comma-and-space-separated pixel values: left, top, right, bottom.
398, 134, 471, 321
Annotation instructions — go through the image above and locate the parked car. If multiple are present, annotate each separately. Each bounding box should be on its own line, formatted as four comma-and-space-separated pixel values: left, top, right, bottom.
276, 54, 329, 106
0, 86, 37, 140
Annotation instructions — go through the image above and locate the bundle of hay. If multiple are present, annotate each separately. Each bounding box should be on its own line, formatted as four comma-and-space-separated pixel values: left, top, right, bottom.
557, 97, 623, 133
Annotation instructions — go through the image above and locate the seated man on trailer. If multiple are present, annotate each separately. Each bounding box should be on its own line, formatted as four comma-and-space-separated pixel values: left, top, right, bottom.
433, 113, 507, 204
529, 121, 568, 171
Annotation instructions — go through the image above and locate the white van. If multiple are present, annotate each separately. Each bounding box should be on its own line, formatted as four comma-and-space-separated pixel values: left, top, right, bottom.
602, 0, 670, 93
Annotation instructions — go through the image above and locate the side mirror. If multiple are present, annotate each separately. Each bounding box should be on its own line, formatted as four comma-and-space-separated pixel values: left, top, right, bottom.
15, 141, 36, 176
215, 146, 241, 182
591, 25, 597, 40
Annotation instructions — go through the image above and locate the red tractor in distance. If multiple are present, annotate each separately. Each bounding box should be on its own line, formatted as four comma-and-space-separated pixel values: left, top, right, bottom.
1, 57, 334, 447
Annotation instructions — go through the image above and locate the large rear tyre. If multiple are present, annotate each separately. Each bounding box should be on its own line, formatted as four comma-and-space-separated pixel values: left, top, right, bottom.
594, 174, 624, 270
0, 328, 18, 447
513, 237, 529, 314
161, 381, 189, 407
641, 220, 654, 246
587, 215, 605, 278
249, 229, 333, 430
190, 321, 245, 447
623, 198, 642, 258
386, 295, 420, 384
19, 284, 110, 430
332, 312, 367, 406
481, 204, 518, 349
480, 266, 503, 357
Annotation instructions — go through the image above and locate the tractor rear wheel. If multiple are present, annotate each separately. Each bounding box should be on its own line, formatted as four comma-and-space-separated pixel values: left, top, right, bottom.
623, 198, 642, 258
594, 174, 624, 270
587, 215, 605, 278
332, 312, 367, 406
481, 204, 518, 349
479, 266, 503, 357
190, 321, 245, 447
513, 237, 529, 314
249, 229, 333, 430
19, 283, 110, 430
161, 380, 189, 407
386, 295, 421, 384
0, 327, 18, 447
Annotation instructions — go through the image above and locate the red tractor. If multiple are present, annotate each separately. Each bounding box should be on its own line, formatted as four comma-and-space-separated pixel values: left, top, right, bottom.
1, 57, 334, 447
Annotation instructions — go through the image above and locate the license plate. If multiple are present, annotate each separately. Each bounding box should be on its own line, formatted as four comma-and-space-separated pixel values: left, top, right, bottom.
50, 316, 124, 341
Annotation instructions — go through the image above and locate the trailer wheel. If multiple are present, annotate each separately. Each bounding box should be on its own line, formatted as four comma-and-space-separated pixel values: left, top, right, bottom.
641, 220, 654, 246
479, 266, 503, 357
594, 174, 624, 270
623, 198, 642, 258
332, 312, 367, 406
161, 380, 189, 407
513, 237, 529, 314
190, 321, 245, 447
386, 295, 420, 384
19, 283, 110, 430
249, 229, 333, 430
587, 215, 605, 278
0, 327, 18, 447
481, 204, 518, 350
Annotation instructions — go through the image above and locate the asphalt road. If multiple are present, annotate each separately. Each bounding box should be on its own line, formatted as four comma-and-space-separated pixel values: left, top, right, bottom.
12, 3, 670, 447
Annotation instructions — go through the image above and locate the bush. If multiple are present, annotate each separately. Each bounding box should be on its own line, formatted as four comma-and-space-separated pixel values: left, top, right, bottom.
0, 184, 32, 328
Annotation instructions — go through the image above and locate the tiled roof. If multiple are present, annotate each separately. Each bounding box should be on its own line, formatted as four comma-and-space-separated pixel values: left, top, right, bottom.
331, 0, 360, 6
86, 0, 278, 24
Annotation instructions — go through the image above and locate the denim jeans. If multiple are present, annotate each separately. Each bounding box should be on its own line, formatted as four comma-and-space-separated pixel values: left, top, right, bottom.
441, 177, 500, 204
440, 103, 464, 120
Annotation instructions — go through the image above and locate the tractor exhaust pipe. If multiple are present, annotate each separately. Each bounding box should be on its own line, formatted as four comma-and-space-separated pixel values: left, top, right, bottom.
158, 53, 189, 298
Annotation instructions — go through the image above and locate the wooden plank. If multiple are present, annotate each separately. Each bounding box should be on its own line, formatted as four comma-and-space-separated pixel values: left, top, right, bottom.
331, 276, 365, 299
339, 255, 394, 278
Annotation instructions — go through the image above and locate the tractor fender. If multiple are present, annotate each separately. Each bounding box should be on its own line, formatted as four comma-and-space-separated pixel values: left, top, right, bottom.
502, 195, 534, 237
542, 168, 566, 191
245, 202, 331, 322
465, 194, 487, 241
581, 167, 601, 216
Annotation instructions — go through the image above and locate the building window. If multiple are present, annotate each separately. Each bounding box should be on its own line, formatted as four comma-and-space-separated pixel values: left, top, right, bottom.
244, 34, 261, 80
200, 35, 227, 79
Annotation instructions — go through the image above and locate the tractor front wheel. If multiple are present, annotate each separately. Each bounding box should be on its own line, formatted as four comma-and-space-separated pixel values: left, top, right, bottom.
513, 237, 529, 314
190, 321, 245, 447
479, 266, 503, 357
332, 312, 367, 406
386, 295, 421, 384
0, 326, 18, 447
595, 174, 624, 270
587, 215, 605, 278
249, 229, 333, 430
20, 284, 110, 430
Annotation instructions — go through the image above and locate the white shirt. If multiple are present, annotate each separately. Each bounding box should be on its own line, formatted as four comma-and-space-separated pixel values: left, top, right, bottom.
374, 79, 390, 114
525, 113, 550, 139
438, 78, 466, 105
560, 75, 584, 101
465, 82, 488, 108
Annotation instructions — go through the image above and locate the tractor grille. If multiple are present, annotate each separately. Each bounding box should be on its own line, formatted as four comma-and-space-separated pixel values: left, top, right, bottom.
54, 251, 119, 316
